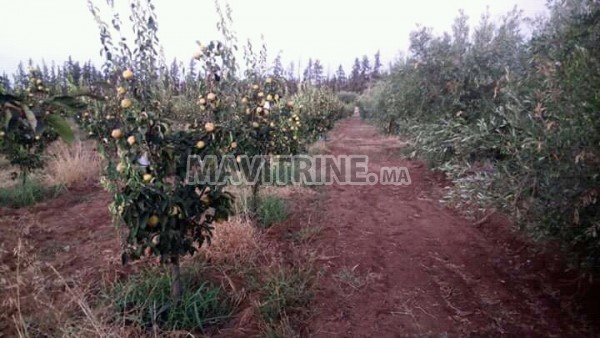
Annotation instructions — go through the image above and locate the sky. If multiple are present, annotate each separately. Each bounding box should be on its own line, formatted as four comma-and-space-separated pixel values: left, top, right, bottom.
0, 0, 549, 78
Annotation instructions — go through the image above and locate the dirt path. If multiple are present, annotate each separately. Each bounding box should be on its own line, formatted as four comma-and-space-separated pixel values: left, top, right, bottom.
307, 117, 594, 337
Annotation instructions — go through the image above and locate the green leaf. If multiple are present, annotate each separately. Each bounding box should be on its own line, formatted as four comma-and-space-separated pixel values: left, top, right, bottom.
0, 93, 21, 104
49, 96, 87, 111
139, 212, 149, 230
96, 143, 107, 158
46, 114, 75, 144
34, 119, 46, 134
3, 109, 12, 130
89, 81, 114, 91
21, 104, 37, 131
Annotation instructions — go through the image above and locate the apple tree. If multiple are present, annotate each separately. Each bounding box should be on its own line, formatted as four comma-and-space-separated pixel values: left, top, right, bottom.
86, 0, 235, 302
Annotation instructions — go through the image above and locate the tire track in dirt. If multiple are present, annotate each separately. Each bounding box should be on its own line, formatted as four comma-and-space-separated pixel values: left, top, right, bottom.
308, 117, 592, 337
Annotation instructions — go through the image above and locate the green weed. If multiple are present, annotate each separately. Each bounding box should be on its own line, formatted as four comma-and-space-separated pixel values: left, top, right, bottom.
257, 195, 288, 228
104, 267, 233, 333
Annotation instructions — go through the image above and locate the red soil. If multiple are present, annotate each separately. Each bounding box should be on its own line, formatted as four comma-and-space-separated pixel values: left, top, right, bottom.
304, 117, 597, 337
0, 117, 597, 337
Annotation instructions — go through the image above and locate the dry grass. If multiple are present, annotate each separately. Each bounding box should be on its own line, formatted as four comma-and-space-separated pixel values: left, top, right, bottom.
4, 231, 237, 337
0, 157, 34, 190
44, 140, 103, 188
2, 236, 120, 338
0, 156, 9, 166
254, 247, 319, 336
262, 185, 316, 199
226, 184, 253, 218
0, 138, 102, 190
203, 217, 259, 265
0, 165, 19, 189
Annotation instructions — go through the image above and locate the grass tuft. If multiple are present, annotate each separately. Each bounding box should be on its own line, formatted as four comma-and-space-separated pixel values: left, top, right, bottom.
286, 225, 323, 244
105, 267, 233, 333
0, 178, 58, 207
257, 195, 288, 228
257, 263, 315, 332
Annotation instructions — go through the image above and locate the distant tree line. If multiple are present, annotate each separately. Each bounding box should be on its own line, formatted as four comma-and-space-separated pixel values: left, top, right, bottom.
1, 51, 384, 96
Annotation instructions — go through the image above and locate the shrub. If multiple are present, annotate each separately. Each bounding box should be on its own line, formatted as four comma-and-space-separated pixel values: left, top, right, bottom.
366, 1, 600, 274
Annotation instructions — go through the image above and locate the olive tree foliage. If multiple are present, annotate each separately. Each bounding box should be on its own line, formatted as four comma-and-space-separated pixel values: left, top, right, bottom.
365, 0, 600, 274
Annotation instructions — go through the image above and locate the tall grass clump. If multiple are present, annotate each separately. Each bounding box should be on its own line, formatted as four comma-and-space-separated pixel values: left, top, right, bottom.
44, 140, 103, 188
